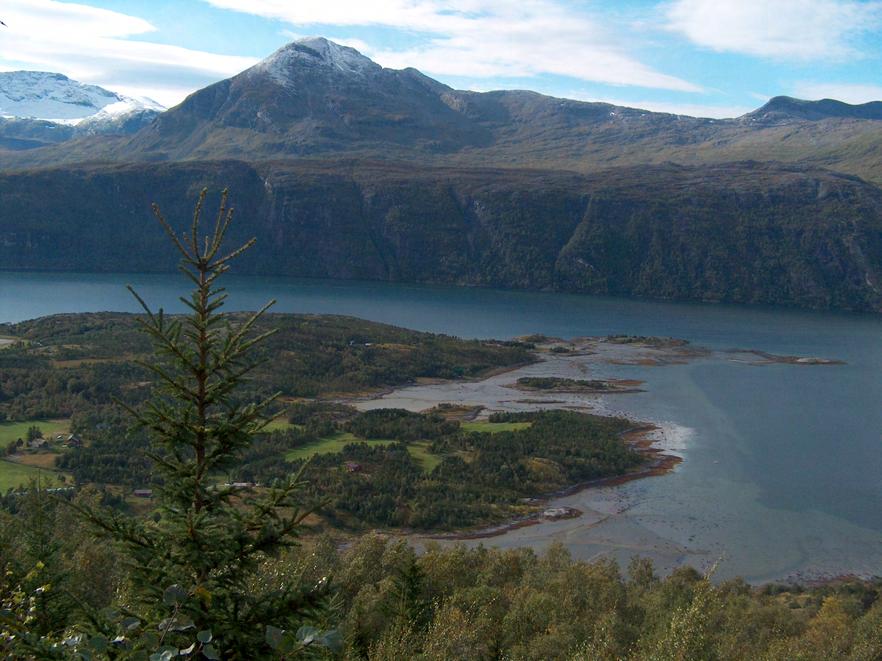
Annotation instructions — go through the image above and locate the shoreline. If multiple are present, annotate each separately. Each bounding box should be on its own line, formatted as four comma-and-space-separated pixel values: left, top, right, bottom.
341, 334, 860, 583
340, 338, 694, 543
424, 423, 681, 542
322, 357, 539, 403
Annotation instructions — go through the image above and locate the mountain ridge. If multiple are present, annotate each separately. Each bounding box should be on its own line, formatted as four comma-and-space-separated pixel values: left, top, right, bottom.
3, 38, 882, 182
745, 95, 882, 123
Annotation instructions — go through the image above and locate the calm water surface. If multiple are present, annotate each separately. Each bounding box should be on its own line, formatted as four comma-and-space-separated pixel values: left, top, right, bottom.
3, 271, 882, 580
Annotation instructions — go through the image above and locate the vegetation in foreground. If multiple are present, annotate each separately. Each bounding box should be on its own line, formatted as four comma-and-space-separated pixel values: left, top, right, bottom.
4, 500, 882, 660
3, 189, 339, 658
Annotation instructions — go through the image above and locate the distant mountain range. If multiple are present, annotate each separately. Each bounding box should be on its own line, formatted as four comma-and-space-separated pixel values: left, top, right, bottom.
2, 38, 882, 312
0, 71, 164, 150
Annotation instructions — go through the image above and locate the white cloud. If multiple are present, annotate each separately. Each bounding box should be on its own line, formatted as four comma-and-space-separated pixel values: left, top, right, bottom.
202, 0, 702, 92
791, 82, 882, 103
203, 0, 455, 31
664, 0, 882, 60
0, 0, 258, 107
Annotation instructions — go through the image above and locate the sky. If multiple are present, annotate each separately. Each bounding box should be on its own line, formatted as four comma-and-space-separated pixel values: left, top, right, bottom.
1, 0, 881, 118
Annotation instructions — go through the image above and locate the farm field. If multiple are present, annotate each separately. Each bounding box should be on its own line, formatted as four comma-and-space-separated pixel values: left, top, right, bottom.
263, 417, 300, 432
285, 432, 442, 471
0, 419, 70, 446
0, 459, 65, 491
285, 432, 395, 462
460, 421, 532, 433
407, 441, 442, 472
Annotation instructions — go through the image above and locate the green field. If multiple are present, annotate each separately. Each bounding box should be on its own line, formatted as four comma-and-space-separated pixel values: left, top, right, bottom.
407, 442, 442, 472
263, 417, 299, 432
285, 432, 395, 462
461, 421, 532, 434
0, 459, 65, 491
0, 419, 70, 446
285, 432, 443, 472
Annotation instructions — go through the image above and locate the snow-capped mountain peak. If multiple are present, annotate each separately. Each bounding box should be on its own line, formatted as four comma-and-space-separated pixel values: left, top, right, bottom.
0, 71, 166, 148
253, 37, 380, 86
0, 71, 164, 124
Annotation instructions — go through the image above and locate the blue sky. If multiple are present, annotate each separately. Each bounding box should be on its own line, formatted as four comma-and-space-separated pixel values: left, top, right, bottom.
1, 0, 881, 117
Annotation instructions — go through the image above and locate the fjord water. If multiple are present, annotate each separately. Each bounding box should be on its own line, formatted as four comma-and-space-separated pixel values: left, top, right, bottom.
3, 270, 882, 581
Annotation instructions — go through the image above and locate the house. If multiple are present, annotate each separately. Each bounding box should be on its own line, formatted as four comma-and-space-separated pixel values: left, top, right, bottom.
344, 461, 362, 473
26, 438, 49, 450
62, 434, 83, 448
133, 489, 153, 498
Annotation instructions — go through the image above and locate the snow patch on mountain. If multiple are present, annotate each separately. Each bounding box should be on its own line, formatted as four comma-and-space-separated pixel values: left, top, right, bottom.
78, 97, 164, 124
75, 98, 166, 135
252, 37, 380, 86
0, 71, 164, 124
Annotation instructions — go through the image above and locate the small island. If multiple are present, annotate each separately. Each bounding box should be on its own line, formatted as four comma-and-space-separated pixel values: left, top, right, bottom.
514, 376, 645, 394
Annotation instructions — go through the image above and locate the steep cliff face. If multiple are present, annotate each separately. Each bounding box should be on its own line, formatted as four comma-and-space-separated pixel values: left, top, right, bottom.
553, 169, 882, 309
3, 160, 882, 311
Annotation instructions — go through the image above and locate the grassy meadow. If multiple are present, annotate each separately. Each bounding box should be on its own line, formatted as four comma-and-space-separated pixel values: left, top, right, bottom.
0, 459, 66, 491
461, 420, 532, 433
0, 419, 70, 446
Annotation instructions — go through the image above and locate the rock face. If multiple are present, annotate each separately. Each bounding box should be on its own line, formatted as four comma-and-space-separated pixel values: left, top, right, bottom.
3, 160, 882, 311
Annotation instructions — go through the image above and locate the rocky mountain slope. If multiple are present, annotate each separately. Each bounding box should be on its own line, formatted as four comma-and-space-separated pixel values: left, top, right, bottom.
3, 39, 882, 184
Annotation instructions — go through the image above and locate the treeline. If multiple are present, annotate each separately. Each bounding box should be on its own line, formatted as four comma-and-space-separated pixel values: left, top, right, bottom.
0, 355, 149, 420
4, 491, 882, 660
346, 408, 459, 441
309, 535, 882, 660
56, 408, 152, 487
516, 376, 615, 391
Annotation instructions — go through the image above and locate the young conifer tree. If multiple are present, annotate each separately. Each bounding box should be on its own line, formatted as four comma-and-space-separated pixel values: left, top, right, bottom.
64, 189, 337, 659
